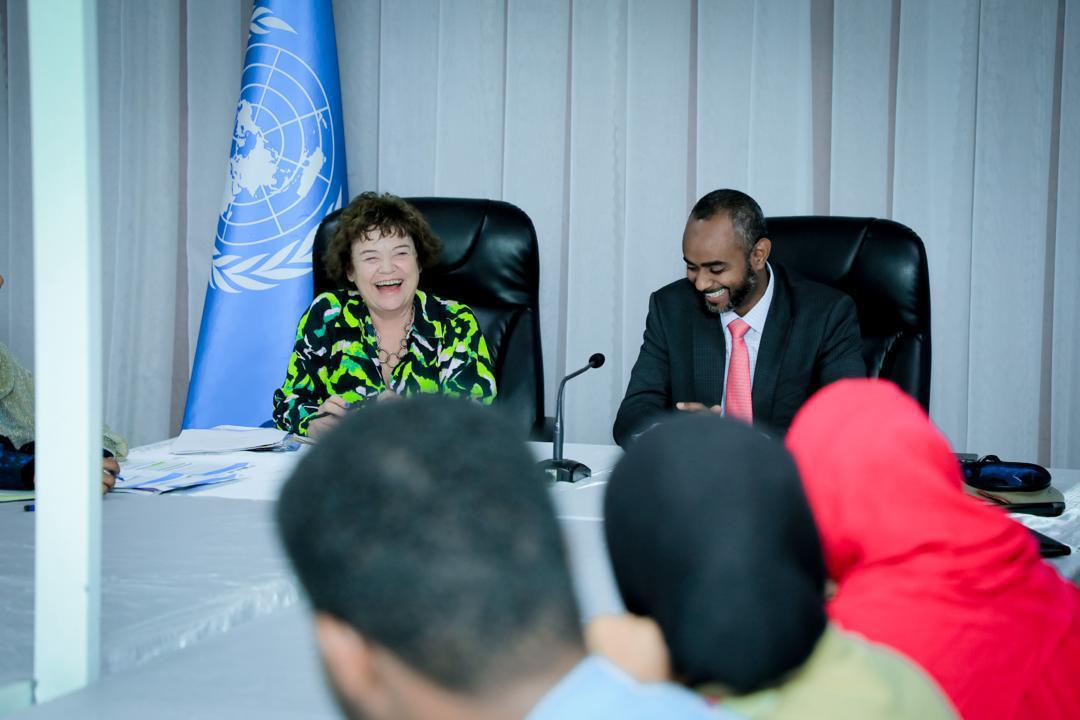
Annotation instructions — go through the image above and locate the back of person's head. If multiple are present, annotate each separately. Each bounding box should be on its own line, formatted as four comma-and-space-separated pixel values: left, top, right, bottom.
277, 395, 582, 696
605, 414, 826, 694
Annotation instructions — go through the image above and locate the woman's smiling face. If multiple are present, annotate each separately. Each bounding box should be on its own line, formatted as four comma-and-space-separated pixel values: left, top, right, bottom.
346, 230, 420, 317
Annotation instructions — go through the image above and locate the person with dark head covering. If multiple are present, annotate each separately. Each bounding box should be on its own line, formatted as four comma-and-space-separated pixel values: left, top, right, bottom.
597, 412, 955, 719
277, 395, 726, 720
786, 379, 1080, 720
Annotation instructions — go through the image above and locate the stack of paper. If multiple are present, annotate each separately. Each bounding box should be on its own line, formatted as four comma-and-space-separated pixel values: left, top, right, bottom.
114, 458, 252, 495
170, 425, 293, 454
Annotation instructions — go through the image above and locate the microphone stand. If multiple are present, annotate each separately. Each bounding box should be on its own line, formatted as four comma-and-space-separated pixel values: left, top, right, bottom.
538, 354, 604, 483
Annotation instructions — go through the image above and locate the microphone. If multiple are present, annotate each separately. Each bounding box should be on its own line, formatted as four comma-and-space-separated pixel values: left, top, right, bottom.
538, 353, 606, 483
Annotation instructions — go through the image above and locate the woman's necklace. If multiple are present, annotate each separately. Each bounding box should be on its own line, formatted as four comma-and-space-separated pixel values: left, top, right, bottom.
374, 306, 415, 373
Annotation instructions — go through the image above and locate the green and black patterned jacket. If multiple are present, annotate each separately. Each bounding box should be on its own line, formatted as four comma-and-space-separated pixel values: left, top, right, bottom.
273, 289, 497, 435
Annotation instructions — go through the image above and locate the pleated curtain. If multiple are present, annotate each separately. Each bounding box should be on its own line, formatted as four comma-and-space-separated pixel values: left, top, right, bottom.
1, 0, 1077, 467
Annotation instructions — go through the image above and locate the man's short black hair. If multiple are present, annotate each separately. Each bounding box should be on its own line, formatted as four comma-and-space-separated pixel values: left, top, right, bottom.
277, 396, 582, 693
689, 189, 768, 253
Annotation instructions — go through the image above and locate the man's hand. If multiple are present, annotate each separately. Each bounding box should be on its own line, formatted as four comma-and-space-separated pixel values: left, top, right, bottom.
585, 614, 673, 683
307, 396, 351, 439
676, 402, 723, 414
102, 458, 121, 494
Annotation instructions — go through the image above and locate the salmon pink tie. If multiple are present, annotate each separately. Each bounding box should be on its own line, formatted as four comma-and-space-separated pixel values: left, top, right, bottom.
726, 318, 753, 423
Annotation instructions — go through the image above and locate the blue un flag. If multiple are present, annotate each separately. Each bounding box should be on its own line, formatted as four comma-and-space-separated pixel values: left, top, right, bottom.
184, 0, 348, 428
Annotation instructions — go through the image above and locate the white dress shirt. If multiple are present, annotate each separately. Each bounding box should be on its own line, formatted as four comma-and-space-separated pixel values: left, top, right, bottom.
719, 262, 774, 413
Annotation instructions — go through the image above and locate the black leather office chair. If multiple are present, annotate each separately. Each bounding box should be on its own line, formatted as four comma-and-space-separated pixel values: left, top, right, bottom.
766, 216, 931, 410
312, 197, 546, 436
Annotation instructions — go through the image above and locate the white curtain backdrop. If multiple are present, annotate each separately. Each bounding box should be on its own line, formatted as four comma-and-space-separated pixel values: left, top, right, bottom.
1, 0, 1077, 466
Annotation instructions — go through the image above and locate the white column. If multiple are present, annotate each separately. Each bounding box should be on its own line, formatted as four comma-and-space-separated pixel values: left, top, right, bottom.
28, 0, 103, 702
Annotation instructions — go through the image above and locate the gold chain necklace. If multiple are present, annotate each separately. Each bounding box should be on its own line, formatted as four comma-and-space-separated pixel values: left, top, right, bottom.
375, 306, 415, 371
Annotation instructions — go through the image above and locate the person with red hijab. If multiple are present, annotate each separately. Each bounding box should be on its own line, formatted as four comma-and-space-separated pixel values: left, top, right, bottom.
786, 379, 1080, 720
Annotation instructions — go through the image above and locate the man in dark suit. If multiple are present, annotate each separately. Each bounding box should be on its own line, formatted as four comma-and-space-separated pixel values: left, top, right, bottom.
613, 189, 866, 446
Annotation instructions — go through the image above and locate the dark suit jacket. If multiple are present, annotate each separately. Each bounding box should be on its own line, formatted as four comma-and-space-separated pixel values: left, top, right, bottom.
613, 263, 866, 446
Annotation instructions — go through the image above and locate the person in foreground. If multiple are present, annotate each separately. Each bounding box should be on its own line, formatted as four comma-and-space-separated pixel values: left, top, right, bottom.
786, 379, 1080, 720
276, 396, 728, 720
613, 189, 864, 446
593, 412, 956, 719
0, 274, 127, 493
273, 192, 496, 438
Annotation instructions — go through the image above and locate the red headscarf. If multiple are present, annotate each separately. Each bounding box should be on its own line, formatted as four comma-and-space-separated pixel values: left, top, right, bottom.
786, 379, 1080, 720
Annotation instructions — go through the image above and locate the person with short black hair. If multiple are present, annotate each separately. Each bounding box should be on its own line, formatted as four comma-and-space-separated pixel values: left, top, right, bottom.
276, 396, 726, 720
613, 188, 865, 445
272, 192, 496, 439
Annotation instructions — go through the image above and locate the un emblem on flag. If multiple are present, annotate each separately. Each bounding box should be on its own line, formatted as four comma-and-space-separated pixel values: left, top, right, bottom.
211, 38, 342, 294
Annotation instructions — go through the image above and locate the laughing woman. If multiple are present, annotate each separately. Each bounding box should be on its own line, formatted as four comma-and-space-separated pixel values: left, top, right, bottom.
272, 193, 497, 439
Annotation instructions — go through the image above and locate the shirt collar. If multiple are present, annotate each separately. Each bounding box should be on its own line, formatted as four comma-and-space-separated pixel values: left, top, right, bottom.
720, 261, 773, 334
526, 656, 630, 718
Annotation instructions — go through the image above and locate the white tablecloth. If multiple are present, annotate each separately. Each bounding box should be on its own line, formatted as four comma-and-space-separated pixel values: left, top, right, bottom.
0, 496, 296, 689
0, 441, 624, 702
131, 440, 621, 506
1012, 468, 1080, 581
7, 606, 338, 720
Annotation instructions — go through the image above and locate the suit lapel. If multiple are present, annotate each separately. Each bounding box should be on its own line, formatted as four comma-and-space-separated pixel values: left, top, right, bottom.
753, 266, 792, 420
692, 304, 726, 408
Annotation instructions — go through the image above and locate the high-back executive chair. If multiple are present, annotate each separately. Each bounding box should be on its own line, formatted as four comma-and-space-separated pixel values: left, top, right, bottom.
766, 216, 931, 410
312, 197, 546, 436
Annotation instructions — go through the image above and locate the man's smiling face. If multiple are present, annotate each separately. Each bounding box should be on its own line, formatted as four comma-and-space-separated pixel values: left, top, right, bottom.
682, 212, 762, 315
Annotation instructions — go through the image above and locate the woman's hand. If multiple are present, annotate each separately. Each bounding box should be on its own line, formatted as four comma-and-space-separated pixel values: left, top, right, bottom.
585, 613, 673, 683
102, 458, 121, 494
307, 396, 351, 438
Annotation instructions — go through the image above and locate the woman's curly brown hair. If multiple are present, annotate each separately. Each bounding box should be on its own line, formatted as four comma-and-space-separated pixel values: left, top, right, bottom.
325, 192, 442, 287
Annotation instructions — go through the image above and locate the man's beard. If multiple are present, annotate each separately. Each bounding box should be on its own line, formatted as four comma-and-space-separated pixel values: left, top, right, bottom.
705, 259, 758, 314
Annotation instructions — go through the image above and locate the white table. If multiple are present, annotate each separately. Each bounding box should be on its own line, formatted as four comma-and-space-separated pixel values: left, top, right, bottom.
120, 439, 627, 621
0, 442, 624, 714
1012, 468, 1080, 580
6, 606, 338, 720
130, 440, 621, 507
0, 496, 297, 691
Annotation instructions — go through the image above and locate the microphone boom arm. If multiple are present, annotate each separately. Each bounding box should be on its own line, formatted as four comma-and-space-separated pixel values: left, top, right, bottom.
552, 363, 592, 462
540, 353, 605, 483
